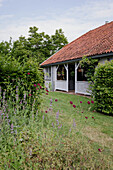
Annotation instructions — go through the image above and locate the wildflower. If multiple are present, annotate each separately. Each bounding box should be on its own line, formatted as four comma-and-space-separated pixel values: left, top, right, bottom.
92, 117, 94, 119
73, 119, 76, 127
80, 101, 82, 103
45, 111, 48, 113
43, 115, 44, 120
56, 119, 59, 125
29, 94, 32, 96
73, 105, 76, 108
70, 101, 73, 104
85, 116, 88, 119
34, 84, 37, 87
11, 123, 14, 130
87, 101, 90, 104
91, 100, 94, 104
40, 86, 42, 89
55, 99, 58, 102
56, 110, 59, 120
27, 73, 30, 75
52, 122, 54, 127
6, 114, 9, 119
16, 86, 18, 93
81, 111, 83, 113
36, 88, 39, 90
37, 83, 40, 86
98, 148, 102, 152
46, 89, 49, 92
46, 93, 48, 95
58, 124, 62, 129
24, 93, 26, 100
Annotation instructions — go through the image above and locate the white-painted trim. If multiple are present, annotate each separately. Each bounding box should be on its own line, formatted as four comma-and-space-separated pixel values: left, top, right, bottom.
66, 64, 68, 92
75, 62, 79, 93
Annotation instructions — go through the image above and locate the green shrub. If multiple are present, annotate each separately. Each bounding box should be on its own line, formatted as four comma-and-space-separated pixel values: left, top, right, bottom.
0, 56, 44, 111
91, 60, 113, 114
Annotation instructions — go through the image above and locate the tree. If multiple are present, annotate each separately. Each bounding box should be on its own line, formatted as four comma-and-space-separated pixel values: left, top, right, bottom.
0, 38, 12, 57
27, 27, 68, 63
50, 28, 68, 55
0, 26, 68, 64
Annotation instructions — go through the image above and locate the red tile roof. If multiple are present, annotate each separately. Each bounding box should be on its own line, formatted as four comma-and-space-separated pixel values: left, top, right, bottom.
41, 21, 113, 66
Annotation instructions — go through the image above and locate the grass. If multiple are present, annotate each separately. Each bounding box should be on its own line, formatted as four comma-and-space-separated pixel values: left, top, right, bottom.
40, 91, 113, 169
0, 89, 113, 169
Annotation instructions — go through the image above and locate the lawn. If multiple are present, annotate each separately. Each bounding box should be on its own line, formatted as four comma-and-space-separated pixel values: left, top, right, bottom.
40, 91, 113, 169
0, 91, 113, 169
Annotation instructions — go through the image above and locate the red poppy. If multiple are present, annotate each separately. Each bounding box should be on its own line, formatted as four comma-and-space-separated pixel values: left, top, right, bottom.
91, 100, 94, 104
29, 94, 32, 96
46, 89, 49, 92
70, 101, 73, 104
37, 83, 40, 86
85, 116, 88, 119
55, 99, 58, 102
45, 111, 48, 113
92, 117, 94, 119
46, 93, 48, 95
40, 86, 42, 89
34, 84, 37, 87
80, 101, 82, 103
27, 72, 30, 75
87, 101, 90, 104
73, 105, 76, 108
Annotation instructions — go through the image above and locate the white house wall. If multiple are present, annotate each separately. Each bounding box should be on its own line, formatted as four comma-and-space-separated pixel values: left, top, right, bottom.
99, 56, 113, 64
51, 66, 56, 91
55, 80, 67, 91
76, 81, 91, 95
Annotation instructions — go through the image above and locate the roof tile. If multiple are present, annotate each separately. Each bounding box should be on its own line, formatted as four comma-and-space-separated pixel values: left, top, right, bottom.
41, 21, 113, 66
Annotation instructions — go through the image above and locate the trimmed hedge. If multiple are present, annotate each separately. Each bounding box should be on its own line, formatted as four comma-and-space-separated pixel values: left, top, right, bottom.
92, 60, 113, 115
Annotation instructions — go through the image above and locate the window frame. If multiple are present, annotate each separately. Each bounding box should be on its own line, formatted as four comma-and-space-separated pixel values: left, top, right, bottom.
45, 67, 51, 80
57, 65, 67, 80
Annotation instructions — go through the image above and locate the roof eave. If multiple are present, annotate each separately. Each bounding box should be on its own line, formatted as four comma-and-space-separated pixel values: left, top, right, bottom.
41, 52, 113, 67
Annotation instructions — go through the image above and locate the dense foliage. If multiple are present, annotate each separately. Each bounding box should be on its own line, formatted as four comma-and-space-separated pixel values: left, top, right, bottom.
0, 55, 43, 103
0, 26, 68, 106
0, 27, 68, 64
91, 60, 113, 114
80, 56, 99, 82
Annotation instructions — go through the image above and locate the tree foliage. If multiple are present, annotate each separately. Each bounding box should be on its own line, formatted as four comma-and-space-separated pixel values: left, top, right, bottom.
1, 26, 68, 64
80, 56, 99, 82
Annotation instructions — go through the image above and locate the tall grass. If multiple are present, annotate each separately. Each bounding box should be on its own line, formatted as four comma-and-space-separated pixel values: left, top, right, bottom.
0, 81, 113, 169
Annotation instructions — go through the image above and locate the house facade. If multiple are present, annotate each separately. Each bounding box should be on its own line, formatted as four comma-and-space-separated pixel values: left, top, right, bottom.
41, 22, 113, 95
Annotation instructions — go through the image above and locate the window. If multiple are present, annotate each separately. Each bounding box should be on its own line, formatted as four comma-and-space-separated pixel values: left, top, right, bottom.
77, 65, 87, 81
57, 65, 67, 80
45, 67, 51, 80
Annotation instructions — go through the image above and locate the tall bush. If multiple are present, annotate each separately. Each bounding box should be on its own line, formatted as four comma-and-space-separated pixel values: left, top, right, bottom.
0, 56, 44, 112
91, 60, 113, 114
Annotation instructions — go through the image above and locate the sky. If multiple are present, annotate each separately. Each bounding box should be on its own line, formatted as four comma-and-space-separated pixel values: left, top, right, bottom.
0, 0, 113, 43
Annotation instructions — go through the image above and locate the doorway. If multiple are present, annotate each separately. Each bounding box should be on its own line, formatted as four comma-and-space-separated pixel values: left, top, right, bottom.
68, 63, 75, 91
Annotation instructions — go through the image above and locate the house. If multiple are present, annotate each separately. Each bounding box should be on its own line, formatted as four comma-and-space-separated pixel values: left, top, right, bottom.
40, 21, 113, 95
